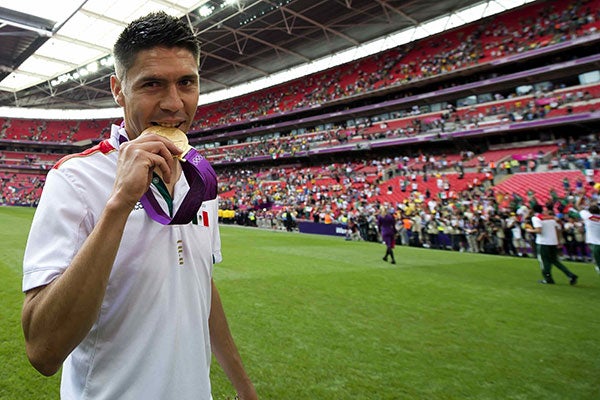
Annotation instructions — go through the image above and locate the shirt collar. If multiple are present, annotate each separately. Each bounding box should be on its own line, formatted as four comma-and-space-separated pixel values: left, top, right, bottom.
110, 123, 130, 148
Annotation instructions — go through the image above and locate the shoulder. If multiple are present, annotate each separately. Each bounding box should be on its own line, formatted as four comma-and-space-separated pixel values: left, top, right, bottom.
44, 140, 117, 203
202, 197, 219, 210
53, 140, 116, 171
579, 209, 591, 219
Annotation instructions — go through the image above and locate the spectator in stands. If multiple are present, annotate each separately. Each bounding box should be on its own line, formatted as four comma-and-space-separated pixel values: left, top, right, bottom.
345, 212, 361, 241
425, 213, 442, 249
282, 207, 295, 232
21, 13, 257, 400
448, 212, 465, 251
506, 212, 526, 257
527, 204, 578, 285
464, 217, 479, 253
410, 212, 424, 246
378, 207, 397, 264
562, 215, 579, 260
398, 212, 411, 246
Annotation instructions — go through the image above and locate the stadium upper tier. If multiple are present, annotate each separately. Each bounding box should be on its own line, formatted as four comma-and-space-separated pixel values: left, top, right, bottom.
0, 0, 599, 148
195, 82, 600, 164
2, 80, 599, 168
189, 0, 600, 131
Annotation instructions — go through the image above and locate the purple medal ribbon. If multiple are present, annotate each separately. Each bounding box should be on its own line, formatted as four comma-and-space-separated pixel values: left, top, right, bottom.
139, 148, 217, 225
119, 133, 217, 225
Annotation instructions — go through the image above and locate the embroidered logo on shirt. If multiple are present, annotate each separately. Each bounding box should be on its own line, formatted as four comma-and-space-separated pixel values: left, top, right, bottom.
177, 239, 184, 266
199, 210, 209, 227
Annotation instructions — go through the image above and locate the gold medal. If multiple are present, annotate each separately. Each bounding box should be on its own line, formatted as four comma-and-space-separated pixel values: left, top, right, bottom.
141, 126, 192, 160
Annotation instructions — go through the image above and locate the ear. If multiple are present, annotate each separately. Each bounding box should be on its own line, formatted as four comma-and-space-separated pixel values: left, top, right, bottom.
110, 75, 125, 107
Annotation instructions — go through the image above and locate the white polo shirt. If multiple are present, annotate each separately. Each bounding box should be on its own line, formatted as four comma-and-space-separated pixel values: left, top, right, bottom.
532, 213, 559, 245
23, 125, 221, 400
580, 209, 600, 245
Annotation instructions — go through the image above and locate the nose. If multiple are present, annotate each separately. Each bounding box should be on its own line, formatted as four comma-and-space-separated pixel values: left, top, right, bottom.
160, 84, 184, 112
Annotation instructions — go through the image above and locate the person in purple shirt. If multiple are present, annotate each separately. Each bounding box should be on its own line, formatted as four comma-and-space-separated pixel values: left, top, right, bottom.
378, 207, 397, 264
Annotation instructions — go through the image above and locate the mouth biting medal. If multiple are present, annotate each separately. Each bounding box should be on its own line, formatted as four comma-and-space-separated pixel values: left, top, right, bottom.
137, 126, 217, 225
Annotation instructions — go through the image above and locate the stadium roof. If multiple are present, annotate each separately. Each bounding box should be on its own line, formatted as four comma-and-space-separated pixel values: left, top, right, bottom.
0, 0, 533, 117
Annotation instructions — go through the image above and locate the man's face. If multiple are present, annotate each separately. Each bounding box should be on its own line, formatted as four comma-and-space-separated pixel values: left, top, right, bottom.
110, 46, 199, 139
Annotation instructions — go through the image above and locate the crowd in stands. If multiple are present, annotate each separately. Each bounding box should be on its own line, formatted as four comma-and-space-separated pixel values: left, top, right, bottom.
1, 78, 597, 168
0, 172, 44, 206
190, 0, 600, 130
0, 150, 62, 169
3, 143, 598, 262
213, 148, 599, 261
0, 117, 117, 143
199, 81, 600, 163
214, 140, 591, 205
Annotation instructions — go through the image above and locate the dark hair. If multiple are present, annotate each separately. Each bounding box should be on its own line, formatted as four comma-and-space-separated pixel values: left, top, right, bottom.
590, 204, 600, 214
113, 11, 200, 79
532, 204, 543, 213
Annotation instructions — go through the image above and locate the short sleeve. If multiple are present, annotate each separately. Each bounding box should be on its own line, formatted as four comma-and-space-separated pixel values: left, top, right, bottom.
580, 210, 590, 222
23, 169, 92, 292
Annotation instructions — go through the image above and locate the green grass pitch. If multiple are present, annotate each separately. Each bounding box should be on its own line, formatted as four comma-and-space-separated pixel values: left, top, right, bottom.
1, 206, 599, 399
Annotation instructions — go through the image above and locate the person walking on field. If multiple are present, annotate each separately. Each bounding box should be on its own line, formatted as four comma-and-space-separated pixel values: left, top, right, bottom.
378, 207, 397, 264
527, 204, 578, 285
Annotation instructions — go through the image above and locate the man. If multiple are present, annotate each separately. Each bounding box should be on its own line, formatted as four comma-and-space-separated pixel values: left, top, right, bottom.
527, 204, 578, 285
378, 207, 397, 264
507, 212, 526, 257
577, 202, 600, 274
21, 12, 257, 400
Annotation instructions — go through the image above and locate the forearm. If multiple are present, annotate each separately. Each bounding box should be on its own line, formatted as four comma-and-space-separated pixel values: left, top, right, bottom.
209, 280, 257, 399
22, 198, 131, 375
556, 228, 563, 245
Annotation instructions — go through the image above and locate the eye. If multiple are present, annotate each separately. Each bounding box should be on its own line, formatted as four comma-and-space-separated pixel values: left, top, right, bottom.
179, 78, 198, 88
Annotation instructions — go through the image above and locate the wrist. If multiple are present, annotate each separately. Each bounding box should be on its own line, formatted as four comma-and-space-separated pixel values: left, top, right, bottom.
103, 196, 136, 221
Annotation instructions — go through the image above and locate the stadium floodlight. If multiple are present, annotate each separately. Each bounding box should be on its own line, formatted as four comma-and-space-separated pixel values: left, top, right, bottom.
100, 56, 114, 67
221, 0, 239, 7
86, 61, 98, 73
198, 5, 214, 17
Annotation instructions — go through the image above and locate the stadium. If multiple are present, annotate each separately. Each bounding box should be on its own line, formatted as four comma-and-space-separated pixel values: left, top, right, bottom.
0, 0, 599, 399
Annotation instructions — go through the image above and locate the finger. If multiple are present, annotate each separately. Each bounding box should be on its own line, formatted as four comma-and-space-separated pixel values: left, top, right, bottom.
152, 145, 179, 184
147, 153, 174, 184
128, 141, 179, 182
137, 133, 183, 157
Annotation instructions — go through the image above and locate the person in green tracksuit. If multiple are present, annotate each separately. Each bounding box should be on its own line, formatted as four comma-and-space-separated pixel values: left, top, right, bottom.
527, 204, 578, 285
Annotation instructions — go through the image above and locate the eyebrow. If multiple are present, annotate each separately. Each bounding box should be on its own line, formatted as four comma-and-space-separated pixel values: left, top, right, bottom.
137, 74, 199, 84
180, 74, 199, 82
